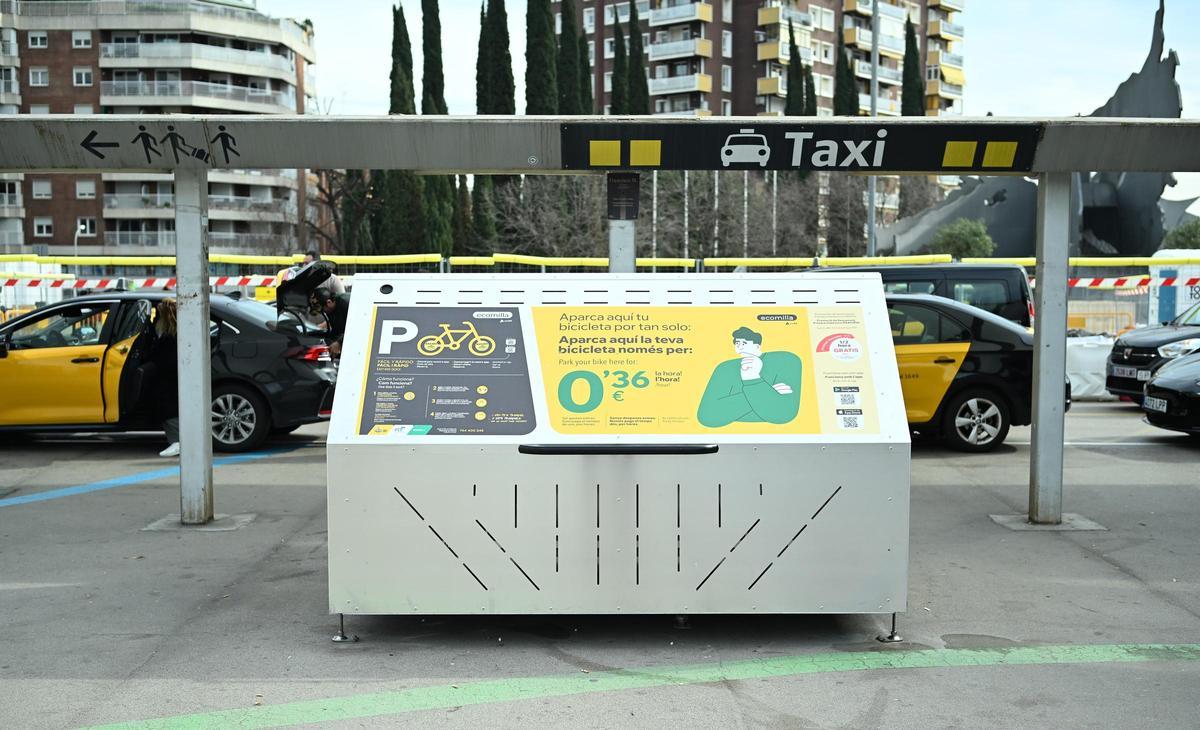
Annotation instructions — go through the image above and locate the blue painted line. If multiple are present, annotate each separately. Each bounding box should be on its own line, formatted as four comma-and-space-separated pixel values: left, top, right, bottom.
0, 445, 308, 509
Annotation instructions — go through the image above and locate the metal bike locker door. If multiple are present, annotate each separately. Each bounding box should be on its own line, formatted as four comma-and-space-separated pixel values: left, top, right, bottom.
327, 274, 910, 615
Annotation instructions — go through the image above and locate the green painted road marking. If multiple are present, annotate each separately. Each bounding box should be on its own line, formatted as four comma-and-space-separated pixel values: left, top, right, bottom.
88, 643, 1200, 730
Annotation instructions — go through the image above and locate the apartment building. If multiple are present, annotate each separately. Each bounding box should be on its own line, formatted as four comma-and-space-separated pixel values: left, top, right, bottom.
555, 0, 965, 221
0, 0, 317, 255
559, 0, 963, 117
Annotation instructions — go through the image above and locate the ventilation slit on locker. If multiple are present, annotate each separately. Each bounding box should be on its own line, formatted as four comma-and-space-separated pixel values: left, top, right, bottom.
696, 518, 761, 591
393, 488, 481, 590
749, 485, 844, 590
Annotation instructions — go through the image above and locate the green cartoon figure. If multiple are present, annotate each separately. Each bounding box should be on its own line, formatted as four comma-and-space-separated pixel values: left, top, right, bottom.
697, 326, 802, 427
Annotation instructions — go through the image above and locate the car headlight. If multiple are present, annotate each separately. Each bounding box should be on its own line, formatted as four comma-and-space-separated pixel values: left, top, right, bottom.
1158, 338, 1200, 358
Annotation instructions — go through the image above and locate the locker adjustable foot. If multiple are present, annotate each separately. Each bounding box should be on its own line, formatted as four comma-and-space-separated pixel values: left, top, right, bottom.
332, 613, 359, 643
875, 612, 903, 643
673, 615, 692, 630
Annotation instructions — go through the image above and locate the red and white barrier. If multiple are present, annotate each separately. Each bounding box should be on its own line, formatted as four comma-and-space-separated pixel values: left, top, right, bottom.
1, 275, 279, 289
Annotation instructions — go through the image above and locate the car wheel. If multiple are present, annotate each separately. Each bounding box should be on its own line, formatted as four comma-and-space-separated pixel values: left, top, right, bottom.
942, 389, 1010, 453
210, 384, 270, 453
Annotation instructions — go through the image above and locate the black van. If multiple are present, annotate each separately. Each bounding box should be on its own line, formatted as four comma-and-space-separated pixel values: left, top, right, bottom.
818, 263, 1034, 327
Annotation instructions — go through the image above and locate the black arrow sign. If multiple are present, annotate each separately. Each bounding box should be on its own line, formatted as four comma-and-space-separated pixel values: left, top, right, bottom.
80, 130, 119, 159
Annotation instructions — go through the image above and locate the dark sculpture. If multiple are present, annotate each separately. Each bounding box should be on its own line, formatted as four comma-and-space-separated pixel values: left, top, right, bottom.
877, 0, 1184, 257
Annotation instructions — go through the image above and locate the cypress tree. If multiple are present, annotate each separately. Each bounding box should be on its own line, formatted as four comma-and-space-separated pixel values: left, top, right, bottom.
525, 0, 558, 114
486, 0, 515, 115
626, 3, 649, 114
784, 21, 803, 116
421, 3, 454, 256
373, 8, 426, 255
610, 20, 628, 114
476, 2, 490, 112
578, 34, 593, 113
803, 63, 817, 116
556, 0, 581, 114
472, 176, 498, 251
422, 0, 446, 114
833, 34, 858, 116
901, 18, 925, 116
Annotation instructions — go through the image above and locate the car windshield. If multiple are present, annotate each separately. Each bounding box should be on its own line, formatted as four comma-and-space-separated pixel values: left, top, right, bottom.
727, 135, 766, 145
1173, 302, 1200, 326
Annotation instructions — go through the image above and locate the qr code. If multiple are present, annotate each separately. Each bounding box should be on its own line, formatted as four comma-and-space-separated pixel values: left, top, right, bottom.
840, 415, 861, 429
838, 393, 859, 406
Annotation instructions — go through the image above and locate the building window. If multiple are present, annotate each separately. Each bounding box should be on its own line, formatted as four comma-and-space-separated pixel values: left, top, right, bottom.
34, 217, 53, 238
820, 41, 834, 65
605, 38, 615, 59
817, 73, 834, 98
588, 41, 595, 65
29, 67, 49, 87
583, 8, 595, 33
722, 30, 732, 58
722, 0, 732, 18
77, 217, 97, 237
721, 64, 732, 92
32, 180, 51, 199
721, 99, 732, 116
72, 31, 92, 49
604, 72, 613, 93
655, 99, 667, 113
73, 67, 93, 87
555, 13, 561, 35
28, 31, 47, 49
810, 6, 835, 32
29, 104, 50, 114
76, 180, 96, 199
73, 104, 94, 114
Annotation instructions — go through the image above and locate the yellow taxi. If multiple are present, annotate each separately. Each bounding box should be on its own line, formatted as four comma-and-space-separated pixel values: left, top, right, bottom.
886, 293, 1046, 452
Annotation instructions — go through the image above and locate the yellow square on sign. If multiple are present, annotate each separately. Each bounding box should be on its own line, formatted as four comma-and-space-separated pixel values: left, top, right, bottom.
589, 140, 622, 167
629, 139, 662, 166
982, 141, 1019, 168
942, 141, 978, 168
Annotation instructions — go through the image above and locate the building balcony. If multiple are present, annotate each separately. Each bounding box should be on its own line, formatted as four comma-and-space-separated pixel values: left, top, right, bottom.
211, 196, 296, 221
757, 76, 786, 97
926, 78, 963, 98
927, 49, 963, 68
863, 190, 900, 210
854, 60, 903, 85
929, 0, 965, 11
656, 109, 712, 117
99, 42, 296, 80
649, 73, 712, 96
843, 27, 905, 60
0, 230, 23, 246
207, 231, 290, 249
757, 5, 812, 29
11, 0, 314, 61
100, 79, 297, 113
858, 93, 901, 115
844, 0, 909, 20
103, 193, 175, 211
0, 78, 19, 106
0, 192, 24, 218
757, 40, 814, 66
105, 230, 177, 247
929, 19, 964, 40
0, 39, 18, 65
648, 37, 712, 61
648, 2, 713, 27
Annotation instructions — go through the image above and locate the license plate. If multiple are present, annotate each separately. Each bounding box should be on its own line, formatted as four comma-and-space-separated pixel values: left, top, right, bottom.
1111, 365, 1150, 381
1143, 396, 1169, 413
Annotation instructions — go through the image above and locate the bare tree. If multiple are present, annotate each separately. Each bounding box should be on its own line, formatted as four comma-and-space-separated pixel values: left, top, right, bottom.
826, 173, 868, 257
304, 169, 380, 255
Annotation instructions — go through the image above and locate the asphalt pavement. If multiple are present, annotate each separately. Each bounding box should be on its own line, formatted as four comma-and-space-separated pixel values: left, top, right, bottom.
1, 402, 1198, 729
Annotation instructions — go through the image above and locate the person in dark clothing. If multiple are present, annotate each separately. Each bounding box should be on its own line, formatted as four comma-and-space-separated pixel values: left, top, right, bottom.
310, 287, 350, 356
148, 299, 180, 457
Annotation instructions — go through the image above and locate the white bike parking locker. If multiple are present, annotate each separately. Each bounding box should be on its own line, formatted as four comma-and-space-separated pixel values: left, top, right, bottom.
327, 274, 910, 615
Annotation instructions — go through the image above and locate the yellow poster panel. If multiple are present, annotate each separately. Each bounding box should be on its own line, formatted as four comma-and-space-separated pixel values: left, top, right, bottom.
532, 307, 878, 435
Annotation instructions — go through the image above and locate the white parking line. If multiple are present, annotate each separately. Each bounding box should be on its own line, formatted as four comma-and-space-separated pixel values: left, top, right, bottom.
1007, 441, 1178, 447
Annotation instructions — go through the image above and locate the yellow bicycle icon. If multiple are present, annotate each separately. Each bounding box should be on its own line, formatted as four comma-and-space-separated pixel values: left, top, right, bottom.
417, 321, 496, 357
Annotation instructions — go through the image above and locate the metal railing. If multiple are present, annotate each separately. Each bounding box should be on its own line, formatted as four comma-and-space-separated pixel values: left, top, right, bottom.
103, 193, 174, 209
859, 93, 900, 113
855, 60, 902, 83
206, 231, 289, 248
104, 230, 177, 246
849, 28, 904, 53
99, 42, 296, 75
0, 79, 18, 95
649, 38, 706, 61
101, 79, 296, 109
0, 192, 20, 209
0, 40, 16, 56
649, 2, 710, 25
0, 231, 22, 245
210, 196, 294, 214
